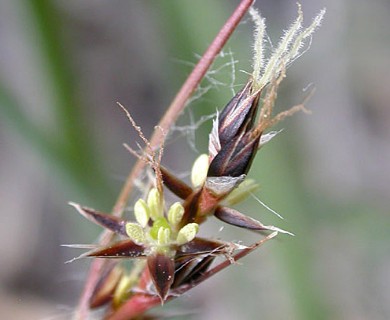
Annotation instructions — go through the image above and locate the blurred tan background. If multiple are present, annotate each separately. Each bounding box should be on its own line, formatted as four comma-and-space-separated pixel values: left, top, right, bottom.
0, 0, 389, 319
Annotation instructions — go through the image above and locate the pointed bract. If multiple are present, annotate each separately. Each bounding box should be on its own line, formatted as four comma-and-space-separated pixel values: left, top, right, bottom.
69, 202, 128, 237
160, 166, 193, 200
215, 206, 293, 235
179, 190, 202, 227
87, 239, 147, 259
177, 237, 229, 256
174, 237, 230, 287
215, 206, 271, 231
173, 254, 215, 288
147, 253, 175, 303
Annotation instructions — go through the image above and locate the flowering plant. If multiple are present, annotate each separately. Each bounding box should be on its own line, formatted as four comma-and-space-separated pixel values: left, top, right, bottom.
68, 2, 324, 319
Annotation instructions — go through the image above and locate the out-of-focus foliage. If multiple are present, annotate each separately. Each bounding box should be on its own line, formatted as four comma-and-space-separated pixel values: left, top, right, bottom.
0, 1, 389, 319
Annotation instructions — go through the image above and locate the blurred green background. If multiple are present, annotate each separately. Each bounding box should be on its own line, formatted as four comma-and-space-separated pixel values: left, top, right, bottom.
1, 0, 389, 319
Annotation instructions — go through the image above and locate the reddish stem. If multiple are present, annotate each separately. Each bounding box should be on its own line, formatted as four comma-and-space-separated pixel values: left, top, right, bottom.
73, 0, 254, 319
106, 295, 161, 320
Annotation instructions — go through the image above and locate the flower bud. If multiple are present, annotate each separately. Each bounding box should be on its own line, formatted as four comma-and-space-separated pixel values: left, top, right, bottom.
208, 80, 262, 178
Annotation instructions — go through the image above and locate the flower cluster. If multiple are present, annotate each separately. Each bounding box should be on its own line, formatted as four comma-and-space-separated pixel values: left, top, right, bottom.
68, 4, 324, 318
